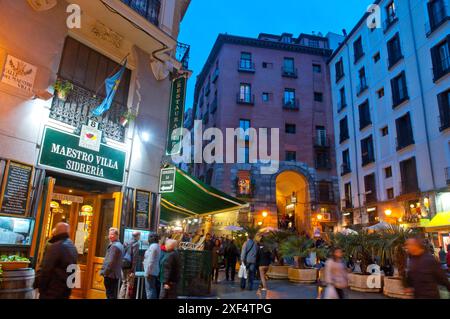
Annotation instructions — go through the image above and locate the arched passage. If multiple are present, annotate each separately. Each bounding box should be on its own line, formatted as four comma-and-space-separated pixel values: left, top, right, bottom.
276, 170, 310, 233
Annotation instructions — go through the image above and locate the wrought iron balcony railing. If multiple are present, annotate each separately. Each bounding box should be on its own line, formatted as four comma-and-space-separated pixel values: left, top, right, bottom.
49, 79, 127, 142
399, 180, 420, 195
238, 61, 255, 72
236, 93, 255, 105
282, 98, 299, 110
281, 67, 298, 78
122, 0, 161, 26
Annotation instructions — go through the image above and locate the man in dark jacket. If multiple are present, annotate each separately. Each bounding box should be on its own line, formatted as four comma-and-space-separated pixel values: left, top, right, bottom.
224, 239, 239, 281
37, 223, 77, 299
404, 237, 450, 299
100, 227, 124, 299
119, 231, 140, 299
160, 239, 181, 299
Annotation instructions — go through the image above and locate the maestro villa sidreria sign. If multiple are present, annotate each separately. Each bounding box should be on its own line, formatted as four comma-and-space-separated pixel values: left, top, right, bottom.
38, 126, 126, 184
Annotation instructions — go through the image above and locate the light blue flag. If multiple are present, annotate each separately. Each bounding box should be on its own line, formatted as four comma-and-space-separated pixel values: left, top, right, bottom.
91, 60, 127, 117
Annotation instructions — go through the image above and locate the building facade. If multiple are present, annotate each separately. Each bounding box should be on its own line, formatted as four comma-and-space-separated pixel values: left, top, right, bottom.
0, 0, 189, 298
190, 32, 343, 235
329, 0, 449, 240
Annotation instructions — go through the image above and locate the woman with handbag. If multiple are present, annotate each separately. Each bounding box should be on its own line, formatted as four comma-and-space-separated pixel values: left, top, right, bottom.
323, 247, 348, 299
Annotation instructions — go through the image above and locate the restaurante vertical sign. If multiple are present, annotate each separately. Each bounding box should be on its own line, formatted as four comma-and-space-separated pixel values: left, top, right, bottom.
166, 75, 187, 155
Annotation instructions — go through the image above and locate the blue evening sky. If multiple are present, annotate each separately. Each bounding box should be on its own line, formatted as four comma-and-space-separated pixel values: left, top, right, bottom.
178, 0, 374, 109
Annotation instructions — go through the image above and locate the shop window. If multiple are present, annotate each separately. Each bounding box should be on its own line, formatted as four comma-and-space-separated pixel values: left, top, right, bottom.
95, 199, 116, 257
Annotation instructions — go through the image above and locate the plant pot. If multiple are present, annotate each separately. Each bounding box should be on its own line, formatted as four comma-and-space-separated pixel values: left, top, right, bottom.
0, 261, 30, 271
56, 91, 68, 101
383, 277, 413, 299
348, 273, 383, 293
267, 265, 290, 279
288, 267, 317, 284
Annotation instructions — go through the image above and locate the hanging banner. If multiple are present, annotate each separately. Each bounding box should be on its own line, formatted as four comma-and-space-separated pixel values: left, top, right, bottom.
166, 75, 187, 155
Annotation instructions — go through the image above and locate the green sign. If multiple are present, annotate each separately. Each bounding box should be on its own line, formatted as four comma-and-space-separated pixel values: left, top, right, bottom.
38, 126, 126, 184
166, 76, 187, 155
159, 167, 176, 193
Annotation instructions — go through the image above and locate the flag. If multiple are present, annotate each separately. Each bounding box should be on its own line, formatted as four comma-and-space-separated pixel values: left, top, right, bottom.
91, 59, 127, 117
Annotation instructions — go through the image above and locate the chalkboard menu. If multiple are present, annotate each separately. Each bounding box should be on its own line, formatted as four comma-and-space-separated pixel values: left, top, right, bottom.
0, 161, 33, 216
134, 190, 151, 229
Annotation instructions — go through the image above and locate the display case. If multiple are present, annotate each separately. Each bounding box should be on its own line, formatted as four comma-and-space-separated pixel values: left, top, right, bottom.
0, 216, 35, 246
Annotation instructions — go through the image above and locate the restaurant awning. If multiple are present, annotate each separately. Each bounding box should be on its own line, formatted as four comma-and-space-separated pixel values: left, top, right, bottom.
425, 211, 450, 231
160, 168, 248, 223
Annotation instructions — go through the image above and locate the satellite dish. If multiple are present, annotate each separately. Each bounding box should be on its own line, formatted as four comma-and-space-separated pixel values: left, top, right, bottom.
27, 0, 57, 11
150, 59, 171, 81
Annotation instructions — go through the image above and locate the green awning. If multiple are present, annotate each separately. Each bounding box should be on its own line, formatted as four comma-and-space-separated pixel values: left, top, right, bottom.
160, 168, 247, 223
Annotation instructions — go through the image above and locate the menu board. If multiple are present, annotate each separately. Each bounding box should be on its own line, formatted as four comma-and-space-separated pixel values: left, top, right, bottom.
0, 161, 33, 216
134, 190, 151, 229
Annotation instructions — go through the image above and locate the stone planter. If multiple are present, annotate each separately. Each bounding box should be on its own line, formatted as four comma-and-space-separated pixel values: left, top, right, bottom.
288, 267, 317, 284
383, 277, 413, 299
267, 265, 290, 279
348, 273, 383, 293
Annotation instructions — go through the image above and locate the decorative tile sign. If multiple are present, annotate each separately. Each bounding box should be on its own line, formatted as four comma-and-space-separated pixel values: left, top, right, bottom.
1, 55, 37, 93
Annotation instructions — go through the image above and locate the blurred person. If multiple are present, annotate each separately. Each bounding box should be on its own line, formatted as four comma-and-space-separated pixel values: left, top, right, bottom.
119, 231, 140, 299
224, 239, 240, 282
36, 223, 77, 299
100, 227, 124, 299
447, 244, 450, 271
324, 247, 348, 299
404, 237, 450, 299
143, 232, 161, 299
257, 238, 273, 290
240, 233, 258, 290
438, 246, 447, 268
159, 239, 181, 299
211, 239, 222, 283
203, 233, 214, 251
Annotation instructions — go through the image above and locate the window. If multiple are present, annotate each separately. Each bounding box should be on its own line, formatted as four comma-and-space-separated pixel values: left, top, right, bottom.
427, 0, 448, 35
344, 182, 353, 208
387, 187, 394, 199
317, 182, 333, 202
262, 92, 271, 102
385, 166, 393, 178
285, 151, 297, 162
357, 67, 368, 95
238, 83, 253, 104
431, 37, 450, 82
373, 52, 381, 63
237, 170, 251, 196
395, 112, 414, 150
338, 87, 347, 111
381, 126, 389, 136
285, 123, 296, 134
313, 64, 322, 73
438, 89, 450, 131
239, 52, 254, 71
315, 126, 327, 146
239, 119, 251, 137
314, 92, 323, 102
361, 135, 375, 166
387, 33, 403, 68
309, 39, 320, 48
399, 157, 419, 194
384, 1, 397, 31
364, 173, 377, 204
358, 100, 372, 130
377, 87, 385, 98
335, 58, 345, 82
342, 149, 351, 175
282, 58, 297, 77
262, 62, 273, 69
339, 116, 349, 143
353, 37, 364, 63
391, 71, 409, 107
283, 88, 297, 109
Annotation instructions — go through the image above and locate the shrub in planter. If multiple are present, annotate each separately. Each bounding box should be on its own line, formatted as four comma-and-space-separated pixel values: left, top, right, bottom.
263, 230, 293, 266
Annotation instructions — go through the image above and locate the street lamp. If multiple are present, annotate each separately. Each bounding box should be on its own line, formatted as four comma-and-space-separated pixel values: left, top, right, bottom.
317, 214, 323, 221
262, 211, 268, 218
384, 209, 392, 216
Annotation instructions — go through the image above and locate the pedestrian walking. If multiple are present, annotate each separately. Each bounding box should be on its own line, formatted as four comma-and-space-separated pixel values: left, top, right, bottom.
100, 227, 124, 299
240, 233, 258, 290
404, 237, 450, 299
35, 223, 77, 299
159, 239, 181, 299
119, 231, 140, 299
224, 239, 240, 282
438, 246, 447, 268
203, 233, 214, 251
257, 237, 273, 290
143, 232, 161, 299
323, 247, 348, 299
211, 239, 222, 283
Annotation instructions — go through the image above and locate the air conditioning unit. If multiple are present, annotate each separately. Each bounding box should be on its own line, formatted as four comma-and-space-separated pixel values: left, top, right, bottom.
27, 0, 57, 11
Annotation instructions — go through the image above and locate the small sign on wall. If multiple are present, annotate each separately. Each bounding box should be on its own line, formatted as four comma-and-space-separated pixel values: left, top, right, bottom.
1, 55, 37, 93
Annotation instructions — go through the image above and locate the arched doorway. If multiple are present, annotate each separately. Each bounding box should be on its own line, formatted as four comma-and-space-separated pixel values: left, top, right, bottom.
276, 171, 310, 233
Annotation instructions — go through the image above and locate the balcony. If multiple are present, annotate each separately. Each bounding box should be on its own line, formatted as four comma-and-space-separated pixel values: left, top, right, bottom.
425, 5, 449, 37
396, 136, 415, 151
445, 167, 450, 185
175, 42, 190, 70
341, 198, 353, 210
337, 100, 347, 112
439, 113, 450, 131
339, 132, 349, 144
314, 136, 331, 148
238, 61, 255, 73
388, 53, 404, 70
316, 184, 335, 203
282, 67, 298, 78
364, 190, 377, 205
282, 98, 299, 110
340, 163, 351, 176
356, 80, 368, 96
236, 93, 255, 105
383, 14, 398, 33
122, 0, 161, 26
315, 158, 332, 170
49, 79, 127, 142
361, 153, 375, 167
433, 56, 450, 82
399, 180, 420, 195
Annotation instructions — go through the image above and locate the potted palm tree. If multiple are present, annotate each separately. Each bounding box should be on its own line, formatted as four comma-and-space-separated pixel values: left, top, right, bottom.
374, 225, 414, 299
264, 230, 292, 279
280, 235, 328, 283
